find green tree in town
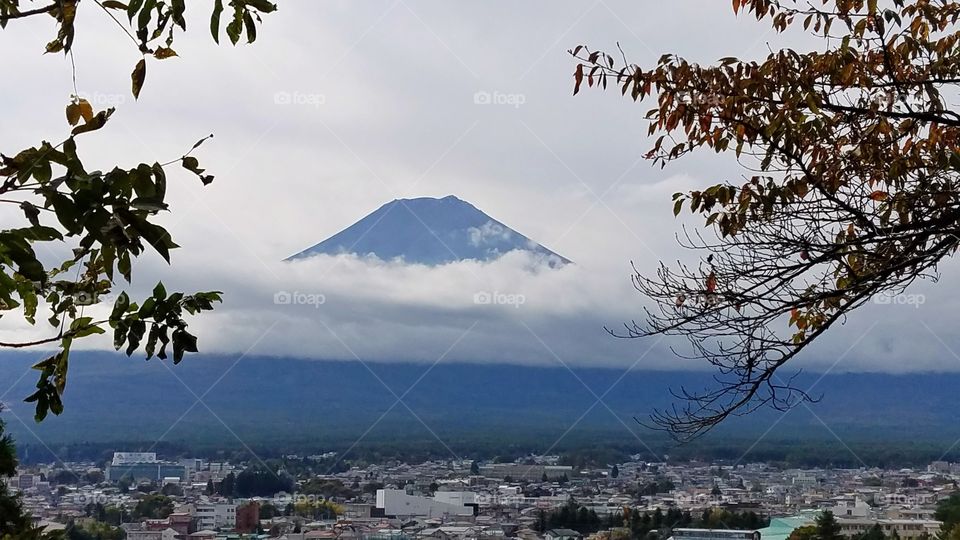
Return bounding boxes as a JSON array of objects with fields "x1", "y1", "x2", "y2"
[
  {"x1": 936, "y1": 492, "x2": 960, "y2": 535},
  {"x1": 0, "y1": 418, "x2": 51, "y2": 537},
  {"x1": 132, "y1": 494, "x2": 173, "y2": 520},
  {"x1": 65, "y1": 520, "x2": 123, "y2": 540},
  {"x1": 611, "y1": 465, "x2": 620, "y2": 478},
  {"x1": 855, "y1": 524, "x2": 887, "y2": 540},
  {"x1": 218, "y1": 472, "x2": 236, "y2": 498},
  {"x1": 816, "y1": 511, "x2": 843, "y2": 540},
  {"x1": 259, "y1": 502, "x2": 279, "y2": 520},
  {"x1": 788, "y1": 526, "x2": 818, "y2": 540}
]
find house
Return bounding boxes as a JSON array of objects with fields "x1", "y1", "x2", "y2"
[
  {"x1": 545, "y1": 529, "x2": 583, "y2": 540},
  {"x1": 126, "y1": 528, "x2": 178, "y2": 540}
]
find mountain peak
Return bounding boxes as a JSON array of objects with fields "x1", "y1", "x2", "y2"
[{"x1": 286, "y1": 196, "x2": 570, "y2": 266}]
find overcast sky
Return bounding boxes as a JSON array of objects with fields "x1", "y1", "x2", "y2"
[{"x1": 1, "y1": 1, "x2": 959, "y2": 374}]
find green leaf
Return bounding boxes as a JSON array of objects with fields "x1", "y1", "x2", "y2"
[
  {"x1": 137, "y1": 0, "x2": 157, "y2": 34},
  {"x1": 126, "y1": 0, "x2": 144, "y2": 22},
  {"x1": 20, "y1": 202, "x2": 41, "y2": 228},
  {"x1": 243, "y1": 11, "x2": 256, "y2": 43},
  {"x1": 226, "y1": 5, "x2": 243, "y2": 45},
  {"x1": 210, "y1": 0, "x2": 224, "y2": 43},
  {"x1": 146, "y1": 322, "x2": 160, "y2": 359},
  {"x1": 172, "y1": 327, "x2": 198, "y2": 363},
  {"x1": 118, "y1": 250, "x2": 132, "y2": 281},
  {"x1": 125, "y1": 319, "x2": 147, "y2": 356},
  {"x1": 111, "y1": 292, "x2": 130, "y2": 321},
  {"x1": 247, "y1": 0, "x2": 277, "y2": 13}
]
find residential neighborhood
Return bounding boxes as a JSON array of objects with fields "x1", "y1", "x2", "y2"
[{"x1": 13, "y1": 452, "x2": 960, "y2": 540}]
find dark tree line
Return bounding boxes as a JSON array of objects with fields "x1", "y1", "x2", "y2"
[
  {"x1": 217, "y1": 468, "x2": 295, "y2": 498},
  {"x1": 536, "y1": 500, "x2": 768, "y2": 538}
]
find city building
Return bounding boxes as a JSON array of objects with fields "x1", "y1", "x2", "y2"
[
  {"x1": 236, "y1": 501, "x2": 261, "y2": 533},
  {"x1": 375, "y1": 489, "x2": 477, "y2": 518},
  {"x1": 479, "y1": 464, "x2": 575, "y2": 482},
  {"x1": 669, "y1": 529, "x2": 762, "y2": 540},
  {"x1": 106, "y1": 452, "x2": 186, "y2": 483},
  {"x1": 194, "y1": 502, "x2": 237, "y2": 530},
  {"x1": 837, "y1": 518, "x2": 941, "y2": 539}
]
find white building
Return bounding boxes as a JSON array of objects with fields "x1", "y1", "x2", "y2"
[
  {"x1": 838, "y1": 519, "x2": 941, "y2": 539},
  {"x1": 376, "y1": 489, "x2": 476, "y2": 518},
  {"x1": 125, "y1": 529, "x2": 178, "y2": 540},
  {"x1": 831, "y1": 497, "x2": 871, "y2": 518},
  {"x1": 111, "y1": 452, "x2": 158, "y2": 465},
  {"x1": 194, "y1": 503, "x2": 237, "y2": 530}
]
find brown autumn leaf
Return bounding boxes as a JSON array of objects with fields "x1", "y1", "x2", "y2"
[
  {"x1": 706, "y1": 272, "x2": 717, "y2": 293},
  {"x1": 869, "y1": 190, "x2": 889, "y2": 201},
  {"x1": 153, "y1": 47, "x2": 178, "y2": 60},
  {"x1": 131, "y1": 58, "x2": 146, "y2": 99},
  {"x1": 71, "y1": 108, "x2": 115, "y2": 136},
  {"x1": 573, "y1": 64, "x2": 584, "y2": 96}
]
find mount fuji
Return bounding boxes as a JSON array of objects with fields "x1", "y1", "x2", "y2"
[{"x1": 286, "y1": 195, "x2": 570, "y2": 266}]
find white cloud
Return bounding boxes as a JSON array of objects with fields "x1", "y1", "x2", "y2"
[
  {"x1": 0, "y1": 1, "x2": 957, "y2": 374},
  {"x1": 468, "y1": 221, "x2": 512, "y2": 247}
]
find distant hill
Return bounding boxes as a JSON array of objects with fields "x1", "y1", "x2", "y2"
[
  {"x1": 2, "y1": 352, "x2": 960, "y2": 463},
  {"x1": 285, "y1": 195, "x2": 570, "y2": 266}
]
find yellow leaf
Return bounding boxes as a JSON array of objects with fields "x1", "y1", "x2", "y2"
[
  {"x1": 77, "y1": 98, "x2": 94, "y2": 123},
  {"x1": 65, "y1": 102, "x2": 81, "y2": 126}
]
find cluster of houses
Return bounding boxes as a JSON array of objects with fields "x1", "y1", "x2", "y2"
[{"x1": 12, "y1": 453, "x2": 960, "y2": 540}]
